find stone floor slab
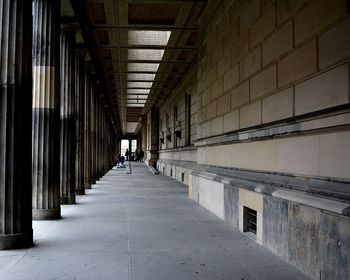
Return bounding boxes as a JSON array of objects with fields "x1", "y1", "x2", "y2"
[{"x1": 0, "y1": 162, "x2": 310, "y2": 280}]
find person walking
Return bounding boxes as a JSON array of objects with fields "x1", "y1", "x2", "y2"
[{"x1": 125, "y1": 149, "x2": 129, "y2": 161}]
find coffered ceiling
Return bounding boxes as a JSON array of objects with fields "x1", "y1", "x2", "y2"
[{"x1": 69, "y1": 0, "x2": 206, "y2": 136}]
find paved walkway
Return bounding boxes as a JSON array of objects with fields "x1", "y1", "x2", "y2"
[{"x1": 0, "y1": 162, "x2": 309, "y2": 280}]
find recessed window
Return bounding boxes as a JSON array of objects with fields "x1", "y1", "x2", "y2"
[
  {"x1": 127, "y1": 73, "x2": 155, "y2": 81},
  {"x1": 127, "y1": 89, "x2": 150, "y2": 94},
  {"x1": 243, "y1": 207, "x2": 257, "y2": 235},
  {"x1": 127, "y1": 94, "x2": 148, "y2": 99},
  {"x1": 128, "y1": 49, "x2": 165, "y2": 61},
  {"x1": 127, "y1": 82, "x2": 153, "y2": 88},
  {"x1": 181, "y1": 173, "x2": 184, "y2": 182},
  {"x1": 128, "y1": 63, "x2": 159, "y2": 72},
  {"x1": 127, "y1": 97, "x2": 147, "y2": 101},
  {"x1": 128, "y1": 30, "x2": 171, "y2": 46},
  {"x1": 127, "y1": 103, "x2": 146, "y2": 107},
  {"x1": 170, "y1": 169, "x2": 172, "y2": 177}
]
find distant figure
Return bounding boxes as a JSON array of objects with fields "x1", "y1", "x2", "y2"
[
  {"x1": 135, "y1": 149, "x2": 140, "y2": 162},
  {"x1": 116, "y1": 153, "x2": 121, "y2": 165},
  {"x1": 120, "y1": 154, "x2": 125, "y2": 164},
  {"x1": 116, "y1": 153, "x2": 125, "y2": 166},
  {"x1": 140, "y1": 148, "x2": 144, "y2": 162},
  {"x1": 125, "y1": 149, "x2": 129, "y2": 161}
]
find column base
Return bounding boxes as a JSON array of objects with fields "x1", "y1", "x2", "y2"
[
  {"x1": 60, "y1": 196, "x2": 76, "y2": 205},
  {"x1": 75, "y1": 189, "x2": 85, "y2": 195},
  {"x1": 0, "y1": 230, "x2": 33, "y2": 250},
  {"x1": 91, "y1": 179, "x2": 96, "y2": 184},
  {"x1": 84, "y1": 183, "x2": 91, "y2": 189},
  {"x1": 33, "y1": 208, "x2": 61, "y2": 220}
]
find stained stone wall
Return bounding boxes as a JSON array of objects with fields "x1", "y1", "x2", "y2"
[{"x1": 155, "y1": 0, "x2": 350, "y2": 279}]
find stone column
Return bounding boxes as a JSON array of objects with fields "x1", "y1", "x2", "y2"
[
  {"x1": 60, "y1": 24, "x2": 77, "y2": 204},
  {"x1": 142, "y1": 117, "x2": 148, "y2": 161},
  {"x1": 83, "y1": 65, "x2": 92, "y2": 189},
  {"x1": 145, "y1": 108, "x2": 159, "y2": 168},
  {"x1": 74, "y1": 50, "x2": 86, "y2": 195},
  {"x1": 0, "y1": 0, "x2": 33, "y2": 250},
  {"x1": 32, "y1": 0, "x2": 61, "y2": 220},
  {"x1": 90, "y1": 83, "x2": 97, "y2": 184},
  {"x1": 95, "y1": 100, "x2": 100, "y2": 178}
]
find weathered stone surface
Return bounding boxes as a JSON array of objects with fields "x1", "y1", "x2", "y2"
[
  {"x1": 278, "y1": 40, "x2": 317, "y2": 87},
  {"x1": 276, "y1": 0, "x2": 310, "y2": 25},
  {"x1": 240, "y1": 0, "x2": 260, "y2": 34},
  {"x1": 224, "y1": 185, "x2": 239, "y2": 228},
  {"x1": 32, "y1": 0, "x2": 61, "y2": 220},
  {"x1": 250, "y1": 64, "x2": 277, "y2": 99},
  {"x1": 60, "y1": 25, "x2": 77, "y2": 205},
  {"x1": 217, "y1": 51, "x2": 231, "y2": 78},
  {"x1": 262, "y1": 20, "x2": 293, "y2": 66},
  {"x1": 262, "y1": 87, "x2": 293, "y2": 123},
  {"x1": 224, "y1": 110, "x2": 239, "y2": 133},
  {"x1": 320, "y1": 212, "x2": 350, "y2": 280},
  {"x1": 295, "y1": 64, "x2": 349, "y2": 116},
  {"x1": 211, "y1": 116, "x2": 224, "y2": 136},
  {"x1": 230, "y1": 81, "x2": 249, "y2": 109},
  {"x1": 294, "y1": 0, "x2": 348, "y2": 46},
  {"x1": 230, "y1": 32, "x2": 249, "y2": 66},
  {"x1": 239, "y1": 46, "x2": 261, "y2": 81},
  {"x1": 223, "y1": 64, "x2": 239, "y2": 93},
  {"x1": 217, "y1": 92, "x2": 230, "y2": 116},
  {"x1": 0, "y1": 0, "x2": 33, "y2": 249},
  {"x1": 223, "y1": 19, "x2": 239, "y2": 52},
  {"x1": 239, "y1": 100, "x2": 262, "y2": 129},
  {"x1": 319, "y1": 18, "x2": 350, "y2": 69},
  {"x1": 211, "y1": 76, "x2": 224, "y2": 100},
  {"x1": 263, "y1": 197, "x2": 289, "y2": 261},
  {"x1": 288, "y1": 203, "x2": 320, "y2": 280},
  {"x1": 250, "y1": 4, "x2": 275, "y2": 49}
]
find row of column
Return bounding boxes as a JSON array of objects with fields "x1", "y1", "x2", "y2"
[{"x1": 0, "y1": 0, "x2": 118, "y2": 249}]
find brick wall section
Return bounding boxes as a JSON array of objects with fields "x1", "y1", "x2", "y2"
[{"x1": 196, "y1": 0, "x2": 350, "y2": 137}]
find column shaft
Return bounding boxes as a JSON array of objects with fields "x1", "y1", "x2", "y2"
[
  {"x1": 74, "y1": 51, "x2": 85, "y2": 195},
  {"x1": 90, "y1": 84, "x2": 96, "y2": 184},
  {"x1": 59, "y1": 25, "x2": 77, "y2": 204},
  {"x1": 83, "y1": 68, "x2": 91, "y2": 189},
  {"x1": 0, "y1": 0, "x2": 33, "y2": 249},
  {"x1": 32, "y1": 0, "x2": 61, "y2": 220}
]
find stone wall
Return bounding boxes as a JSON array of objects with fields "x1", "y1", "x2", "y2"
[
  {"x1": 196, "y1": 0, "x2": 350, "y2": 179},
  {"x1": 159, "y1": 63, "x2": 198, "y2": 150},
  {"x1": 155, "y1": 1, "x2": 350, "y2": 279}
]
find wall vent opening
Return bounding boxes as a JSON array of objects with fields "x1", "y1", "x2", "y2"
[{"x1": 243, "y1": 206, "x2": 257, "y2": 235}]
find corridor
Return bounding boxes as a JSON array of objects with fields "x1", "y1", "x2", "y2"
[{"x1": 0, "y1": 163, "x2": 308, "y2": 280}]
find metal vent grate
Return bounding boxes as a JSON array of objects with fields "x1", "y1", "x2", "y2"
[{"x1": 244, "y1": 207, "x2": 257, "y2": 234}]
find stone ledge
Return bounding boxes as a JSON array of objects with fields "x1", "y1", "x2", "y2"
[
  {"x1": 195, "y1": 107, "x2": 350, "y2": 147},
  {"x1": 158, "y1": 145, "x2": 197, "y2": 153},
  {"x1": 158, "y1": 159, "x2": 350, "y2": 216},
  {"x1": 194, "y1": 169, "x2": 350, "y2": 217}
]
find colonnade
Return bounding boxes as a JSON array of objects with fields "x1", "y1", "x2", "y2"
[{"x1": 0, "y1": 0, "x2": 118, "y2": 249}]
